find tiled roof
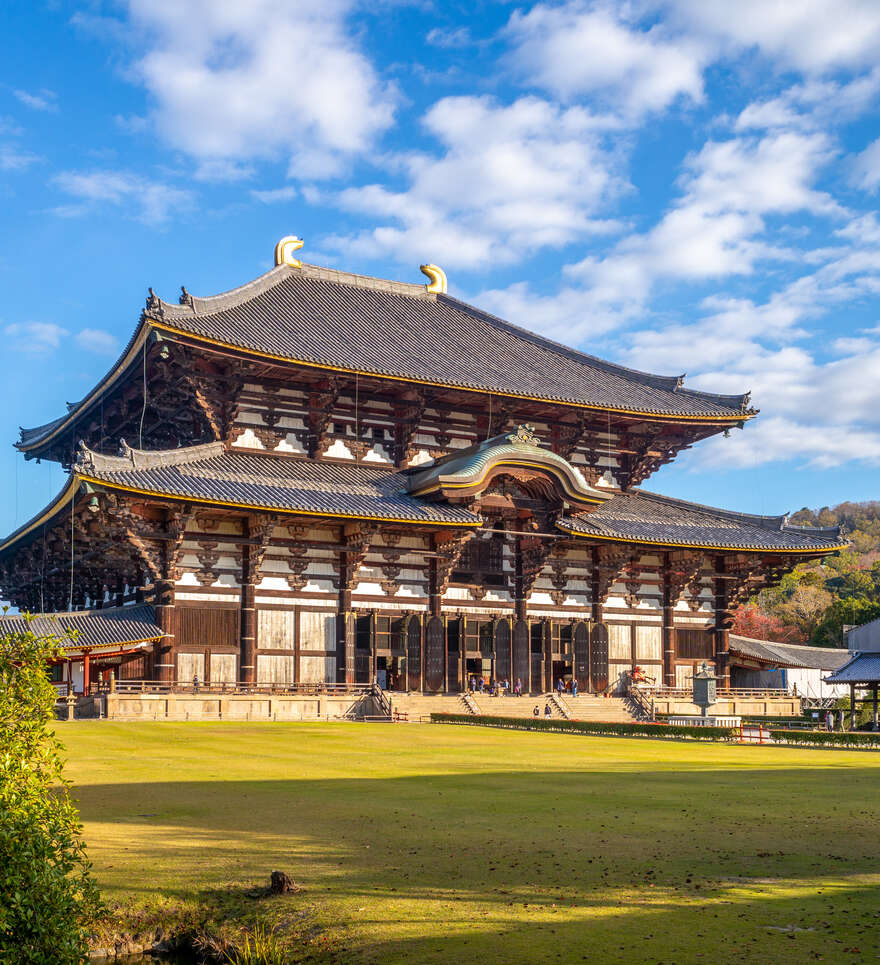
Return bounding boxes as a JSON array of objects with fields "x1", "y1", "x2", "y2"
[
  {"x1": 76, "y1": 442, "x2": 480, "y2": 526},
  {"x1": 558, "y1": 489, "x2": 846, "y2": 553},
  {"x1": 826, "y1": 652, "x2": 880, "y2": 683},
  {"x1": 729, "y1": 635, "x2": 850, "y2": 671},
  {"x1": 149, "y1": 264, "x2": 750, "y2": 418},
  {"x1": 0, "y1": 605, "x2": 160, "y2": 653}
]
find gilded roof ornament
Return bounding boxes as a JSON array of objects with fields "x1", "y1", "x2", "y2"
[
  {"x1": 420, "y1": 263, "x2": 447, "y2": 294},
  {"x1": 506, "y1": 424, "x2": 539, "y2": 448},
  {"x1": 275, "y1": 235, "x2": 304, "y2": 268}
]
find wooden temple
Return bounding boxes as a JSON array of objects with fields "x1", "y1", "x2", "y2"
[{"x1": 0, "y1": 239, "x2": 847, "y2": 695}]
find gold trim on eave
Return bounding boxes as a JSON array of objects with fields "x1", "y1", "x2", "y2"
[
  {"x1": 557, "y1": 524, "x2": 848, "y2": 555},
  {"x1": 77, "y1": 475, "x2": 482, "y2": 528}
]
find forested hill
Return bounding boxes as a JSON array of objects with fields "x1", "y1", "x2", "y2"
[
  {"x1": 732, "y1": 500, "x2": 880, "y2": 648},
  {"x1": 789, "y1": 501, "x2": 880, "y2": 560}
]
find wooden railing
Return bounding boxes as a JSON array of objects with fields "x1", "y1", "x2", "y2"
[
  {"x1": 647, "y1": 687, "x2": 797, "y2": 699},
  {"x1": 96, "y1": 679, "x2": 374, "y2": 697},
  {"x1": 627, "y1": 688, "x2": 655, "y2": 721}
]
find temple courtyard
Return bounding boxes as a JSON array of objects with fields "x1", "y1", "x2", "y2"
[{"x1": 64, "y1": 722, "x2": 880, "y2": 963}]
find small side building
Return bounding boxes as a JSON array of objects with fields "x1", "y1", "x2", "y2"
[{"x1": 728, "y1": 635, "x2": 850, "y2": 701}]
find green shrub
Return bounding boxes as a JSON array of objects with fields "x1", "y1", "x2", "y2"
[
  {"x1": 769, "y1": 729, "x2": 880, "y2": 747},
  {"x1": 431, "y1": 713, "x2": 736, "y2": 741},
  {"x1": 0, "y1": 619, "x2": 103, "y2": 964},
  {"x1": 223, "y1": 924, "x2": 287, "y2": 965}
]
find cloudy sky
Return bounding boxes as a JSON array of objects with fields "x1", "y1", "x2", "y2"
[{"x1": 2, "y1": 0, "x2": 880, "y2": 537}]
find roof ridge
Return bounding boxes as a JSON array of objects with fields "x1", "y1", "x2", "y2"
[
  {"x1": 631, "y1": 488, "x2": 789, "y2": 530},
  {"x1": 76, "y1": 439, "x2": 226, "y2": 474}
]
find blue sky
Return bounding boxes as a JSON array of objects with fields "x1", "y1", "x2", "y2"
[{"x1": 2, "y1": 0, "x2": 880, "y2": 539}]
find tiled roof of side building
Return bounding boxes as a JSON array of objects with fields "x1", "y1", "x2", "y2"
[
  {"x1": 729, "y1": 635, "x2": 850, "y2": 671},
  {"x1": 17, "y1": 261, "x2": 755, "y2": 452},
  {"x1": 558, "y1": 489, "x2": 847, "y2": 553},
  {"x1": 0, "y1": 605, "x2": 161, "y2": 652},
  {"x1": 826, "y1": 653, "x2": 880, "y2": 683},
  {"x1": 75, "y1": 442, "x2": 481, "y2": 526}
]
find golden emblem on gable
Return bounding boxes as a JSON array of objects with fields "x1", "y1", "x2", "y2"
[{"x1": 506, "y1": 424, "x2": 540, "y2": 448}]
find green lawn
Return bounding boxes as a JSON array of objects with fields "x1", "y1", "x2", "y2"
[{"x1": 62, "y1": 722, "x2": 880, "y2": 964}]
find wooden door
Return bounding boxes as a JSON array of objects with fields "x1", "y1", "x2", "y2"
[
  {"x1": 494, "y1": 618, "x2": 511, "y2": 682},
  {"x1": 406, "y1": 616, "x2": 422, "y2": 691},
  {"x1": 512, "y1": 619, "x2": 529, "y2": 690},
  {"x1": 590, "y1": 622, "x2": 609, "y2": 693},
  {"x1": 424, "y1": 616, "x2": 445, "y2": 692},
  {"x1": 574, "y1": 621, "x2": 589, "y2": 691}
]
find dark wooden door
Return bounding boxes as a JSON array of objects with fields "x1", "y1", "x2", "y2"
[
  {"x1": 406, "y1": 616, "x2": 422, "y2": 691},
  {"x1": 530, "y1": 654, "x2": 543, "y2": 692},
  {"x1": 425, "y1": 616, "x2": 445, "y2": 692},
  {"x1": 494, "y1": 619, "x2": 511, "y2": 682},
  {"x1": 590, "y1": 622, "x2": 609, "y2": 693},
  {"x1": 512, "y1": 619, "x2": 529, "y2": 690},
  {"x1": 574, "y1": 621, "x2": 589, "y2": 691}
]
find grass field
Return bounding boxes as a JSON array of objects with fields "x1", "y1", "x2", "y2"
[{"x1": 61, "y1": 722, "x2": 880, "y2": 964}]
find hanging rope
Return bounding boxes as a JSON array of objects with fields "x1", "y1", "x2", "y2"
[{"x1": 68, "y1": 490, "x2": 74, "y2": 612}]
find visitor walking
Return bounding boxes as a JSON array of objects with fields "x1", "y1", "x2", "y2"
[
  {"x1": 192, "y1": 674, "x2": 199, "y2": 694},
  {"x1": 514, "y1": 677, "x2": 522, "y2": 697},
  {"x1": 544, "y1": 702, "x2": 552, "y2": 718},
  {"x1": 556, "y1": 678, "x2": 564, "y2": 697},
  {"x1": 572, "y1": 679, "x2": 579, "y2": 698},
  {"x1": 533, "y1": 705, "x2": 540, "y2": 717}
]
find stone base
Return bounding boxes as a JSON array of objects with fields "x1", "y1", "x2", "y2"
[
  {"x1": 668, "y1": 715, "x2": 742, "y2": 728},
  {"x1": 101, "y1": 692, "x2": 377, "y2": 721}
]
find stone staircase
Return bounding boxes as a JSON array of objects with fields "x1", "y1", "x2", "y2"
[
  {"x1": 386, "y1": 693, "x2": 473, "y2": 721},
  {"x1": 563, "y1": 695, "x2": 639, "y2": 723},
  {"x1": 470, "y1": 694, "x2": 567, "y2": 720}
]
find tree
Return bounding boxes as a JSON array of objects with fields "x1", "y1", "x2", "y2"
[
  {"x1": 776, "y1": 584, "x2": 833, "y2": 639},
  {"x1": 730, "y1": 604, "x2": 807, "y2": 643},
  {"x1": 812, "y1": 598, "x2": 880, "y2": 649},
  {"x1": 0, "y1": 620, "x2": 102, "y2": 964}
]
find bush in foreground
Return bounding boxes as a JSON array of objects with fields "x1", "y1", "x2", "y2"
[
  {"x1": 431, "y1": 713, "x2": 737, "y2": 740},
  {"x1": 0, "y1": 620, "x2": 102, "y2": 964},
  {"x1": 769, "y1": 729, "x2": 880, "y2": 747}
]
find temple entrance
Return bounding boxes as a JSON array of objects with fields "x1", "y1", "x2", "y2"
[
  {"x1": 590, "y1": 623, "x2": 609, "y2": 693},
  {"x1": 466, "y1": 657, "x2": 491, "y2": 690},
  {"x1": 552, "y1": 659, "x2": 573, "y2": 690},
  {"x1": 424, "y1": 616, "x2": 445, "y2": 692},
  {"x1": 573, "y1": 621, "x2": 589, "y2": 691},
  {"x1": 354, "y1": 615, "x2": 371, "y2": 684}
]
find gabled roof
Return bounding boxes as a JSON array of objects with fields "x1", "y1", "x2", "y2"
[
  {"x1": 406, "y1": 425, "x2": 610, "y2": 508},
  {"x1": 729, "y1": 635, "x2": 850, "y2": 671},
  {"x1": 18, "y1": 257, "x2": 756, "y2": 455},
  {"x1": 558, "y1": 489, "x2": 847, "y2": 553},
  {"x1": 0, "y1": 605, "x2": 161, "y2": 654}
]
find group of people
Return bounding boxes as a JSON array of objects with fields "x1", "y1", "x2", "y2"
[{"x1": 466, "y1": 675, "x2": 580, "y2": 697}]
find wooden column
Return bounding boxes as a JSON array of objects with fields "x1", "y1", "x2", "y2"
[
  {"x1": 662, "y1": 553, "x2": 675, "y2": 687},
  {"x1": 543, "y1": 621, "x2": 552, "y2": 692},
  {"x1": 514, "y1": 537, "x2": 526, "y2": 623},
  {"x1": 154, "y1": 579, "x2": 176, "y2": 684},
  {"x1": 239, "y1": 532, "x2": 257, "y2": 685},
  {"x1": 713, "y1": 555, "x2": 730, "y2": 690},
  {"x1": 82, "y1": 651, "x2": 91, "y2": 695}
]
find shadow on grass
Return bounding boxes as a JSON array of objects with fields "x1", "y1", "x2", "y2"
[{"x1": 73, "y1": 766, "x2": 880, "y2": 963}]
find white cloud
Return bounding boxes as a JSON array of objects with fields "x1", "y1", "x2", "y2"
[
  {"x1": 52, "y1": 170, "x2": 193, "y2": 224},
  {"x1": 0, "y1": 146, "x2": 39, "y2": 171},
  {"x1": 664, "y1": 0, "x2": 880, "y2": 74},
  {"x1": 564, "y1": 129, "x2": 838, "y2": 322},
  {"x1": 324, "y1": 95, "x2": 626, "y2": 269},
  {"x1": 122, "y1": 0, "x2": 395, "y2": 180},
  {"x1": 13, "y1": 89, "x2": 58, "y2": 112},
  {"x1": 507, "y1": 3, "x2": 705, "y2": 114},
  {"x1": 851, "y1": 137, "x2": 880, "y2": 193},
  {"x1": 4, "y1": 322, "x2": 68, "y2": 353},
  {"x1": 425, "y1": 26, "x2": 473, "y2": 49},
  {"x1": 250, "y1": 185, "x2": 297, "y2": 203},
  {"x1": 75, "y1": 329, "x2": 118, "y2": 355}
]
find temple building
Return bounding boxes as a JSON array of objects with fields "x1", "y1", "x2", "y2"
[{"x1": 0, "y1": 238, "x2": 847, "y2": 696}]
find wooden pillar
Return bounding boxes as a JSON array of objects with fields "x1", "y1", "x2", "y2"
[
  {"x1": 82, "y1": 651, "x2": 91, "y2": 695},
  {"x1": 239, "y1": 532, "x2": 256, "y2": 685},
  {"x1": 713, "y1": 555, "x2": 730, "y2": 690},
  {"x1": 337, "y1": 537, "x2": 354, "y2": 685},
  {"x1": 662, "y1": 552, "x2": 675, "y2": 688},
  {"x1": 543, "y1": 620, "x2": 552, "y2": 692},
  {"x1": 514, "y1": 537, "x2": 526, "y2": 623},
  {"x1": 154, "y1": 579, "x2": 176, "y2": 684},
  {"x1": 851, "y1": 682, "x2": 857, "y2": 730}
]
